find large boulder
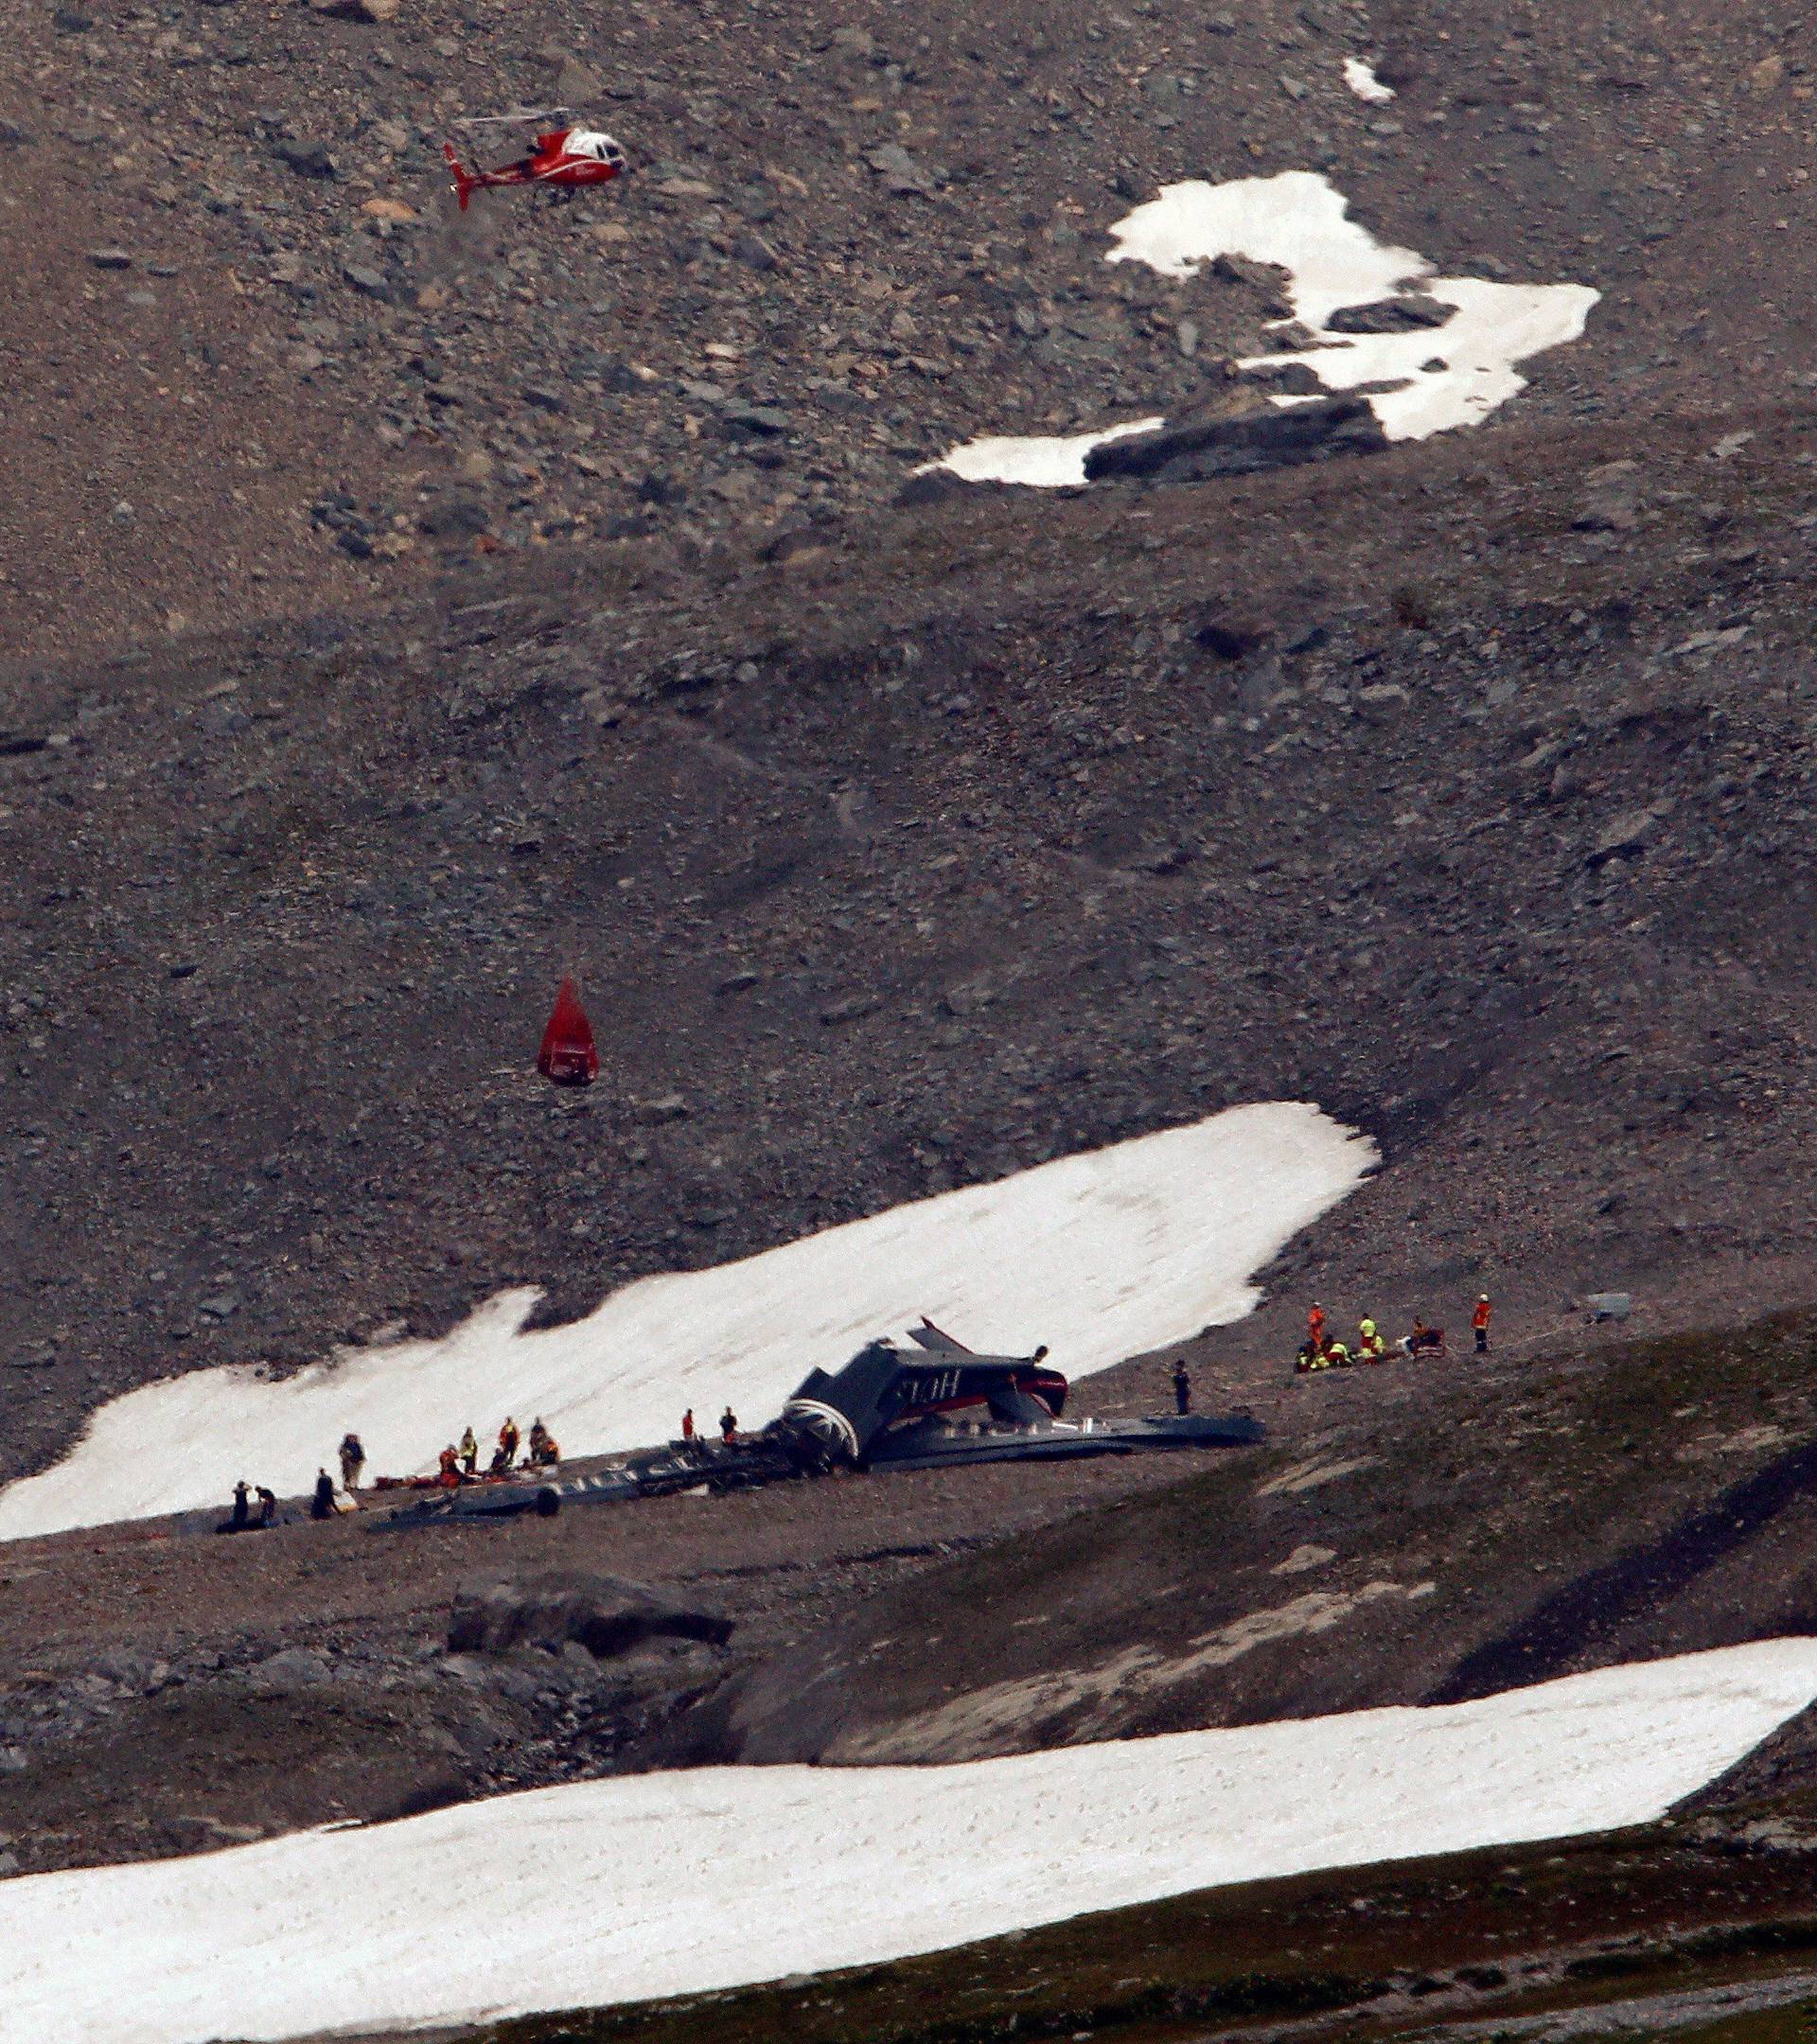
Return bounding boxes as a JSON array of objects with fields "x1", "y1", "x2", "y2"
[
  {"x1": 447, "y1": 1571, "x2": 732, "y2": 1660},
  {"x1": 1574, "y1": 458, "x2": 1646, "y2": 534},
  {"x1": 1084, "y1": 394, "x2": 1386, "y2": 485},
  {"x1": 1326, "y1": 294, "x2": 1455, "y2": 333}
]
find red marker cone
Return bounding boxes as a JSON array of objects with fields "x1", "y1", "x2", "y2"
[{"x1": 537, "y1": 977, "x2": 600, "y2": 1086}]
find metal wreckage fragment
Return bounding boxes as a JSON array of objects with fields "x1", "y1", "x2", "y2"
[{"x1": 382, "y1": 1320, "x2": 1262, "y2": 1528}]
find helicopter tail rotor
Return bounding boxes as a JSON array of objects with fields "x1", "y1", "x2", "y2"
[{"x1": 441, "y1": 140, "x2": 480, "y2": 210}]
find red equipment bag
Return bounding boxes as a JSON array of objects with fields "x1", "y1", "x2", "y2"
[{"x1": 537, "y1": 977, "x2": 601, "y2": 1085}]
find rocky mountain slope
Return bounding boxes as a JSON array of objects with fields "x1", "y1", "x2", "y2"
[
  {"x1": 8, "y1": 415, "x2": 1817, "y2": 1489},
  {"x1": 7, "y1": 1311, "x2": 1817, "y2": 1889},
  {"x1": 8, "y1": 0, "x2": 1817, "y2": 1471},
  {"x1": 0, "y1": 1437, "x2": 1190, "y2": 1875},
  {"x1": 8, "y1": 0, "x2": 1817, "y2": 2033},
  {"x1": 3, "y1": 0, "x2": 1812, "y2": 651},
  {"x1": 692, "y1": 1314, "x2": 1817, "y2": 1768}
]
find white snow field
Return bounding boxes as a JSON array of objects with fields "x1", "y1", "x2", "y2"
[
  {"x1": 7, "y1": 1639, "x2": 1817, "y2": 2044},
  {"x1": 0, "y1": 1103, "x2": 1373, "y2": 1542},
  {"x1": 934, "y1": 170, "x2": 1597, "y2": 481}
]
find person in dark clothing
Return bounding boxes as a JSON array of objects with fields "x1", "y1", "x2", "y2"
[
  {"x1": 1172, "y1": 1360, "x2": 1192, "y2": 1415},
  {"x1": 719, "y1": 1405, "x2": 738, "y2": 1442},
  {"x1": 311, "y1": 1470, "x2": 336, "y2": 1520},
  {"x1": 256, "y1": 1485, "x2": 277, "y2": 1528},
  {"x1": 230, "y1": 1480, "x2": 251, "y2": 1530}
]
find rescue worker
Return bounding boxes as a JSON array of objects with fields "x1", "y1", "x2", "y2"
[
  {"x1": 1326, "y1": 1340, "x2": 1352, "y2": 1367},
  {"x1": 1473, "y1": 1294, "x2": 1492, "y2": 1354},
  {"x1": 497, "y1": 1416, "x2": 520, "y2": 1469},
  {"x1": 1307, "y1": 1302, "x2": 1327, "y2": 1352},
  {"x1": 437, "y1": 1444, "x2": 461, "y2": 1486},
  {"x1": 719, "y1": 1404, "x2": 738, "y2": 1442},
  {"x1": 256, "y1": 1485, "x2": 277, "y2": 1528},
  {"x1": 528, "y1": 1418, "x2": 559, "y2": 1467},
  {"x1": 1357, "y1": 1316, "x2": 1385, "y2": 1363},
  {"x1": 1172, "y1": 1360, "x2": 1192, "y2": 1415},
  {"x1": 311, "y1": 1469, "x2": 336, "y2": 1521},
  {"x1": 680, "y1": 1408, "x2": 696, "y2": 1442},
  {"x1": 458, "y1": 1425, "x2": 478, "y2": 1476},
  {"x1": 1402, "y1": 1317, "x2": 1436, "y2": 1359},
  {"x1": 338, "y1": 1433, "x2": 365, "y2": 1491}
]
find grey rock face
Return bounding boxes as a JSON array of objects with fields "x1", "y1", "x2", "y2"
[
  {"x1": 1325, "y1": 295, "x2": 1455, "y2": 334},
  {"x1": 1084, "y1": 394, "x2": 1386, "y2": 483}
]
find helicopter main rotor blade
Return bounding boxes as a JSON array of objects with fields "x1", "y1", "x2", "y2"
[{"x1": 450, "y1": 106, "x2": 573, "y2": 128}]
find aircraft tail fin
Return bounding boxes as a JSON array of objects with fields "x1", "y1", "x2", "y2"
[{"x1": 442, "y1": 141, "x2": 478, "y2": 211}]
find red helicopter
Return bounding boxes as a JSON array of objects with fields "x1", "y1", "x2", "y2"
[{"x1": 442, "y1": 112, "x2": 627, "y2": 210}]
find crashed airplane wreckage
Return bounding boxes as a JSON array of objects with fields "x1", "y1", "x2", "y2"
[{"x1": 382, "y1": 1322, "x2": 1264, "y2": 1529}]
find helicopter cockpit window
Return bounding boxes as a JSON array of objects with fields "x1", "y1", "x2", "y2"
[{"x1": 566, "y1": 130, "x2": 626, "y2": 165}]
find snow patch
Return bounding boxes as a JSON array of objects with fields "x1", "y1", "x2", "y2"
[
  {"x1": 932, "y1": 416, "x2": 1164, "y2": 487},
  {"x1": 1106, "y1": 173, "x2": 1598, "y2": 441},
  {"x1": 931, "y1": 171, "x2": 1596, "y2": 480},
  {"x1": 8, "y1": 1640, "x2": 1817, "y2": 2044},
  {"x1": 0, "y1": 1104, "x2": 1373, "y2": 1542},
  {"x1": 1344, "y1": 57, "x2": 1396, "y2": 103}
]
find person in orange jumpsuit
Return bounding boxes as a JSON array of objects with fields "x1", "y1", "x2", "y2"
[
  {"x1": 1307, "y1": 1303, "x2": 1327, "y2": 1353},
  {"x1": 1473, "y1": 1295, "x2": 1492, "y2": 1354}
]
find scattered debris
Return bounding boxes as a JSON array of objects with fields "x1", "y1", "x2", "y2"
[{"x1": 1585, "y1": 1293, "x2": 1633, "y2": 1323}]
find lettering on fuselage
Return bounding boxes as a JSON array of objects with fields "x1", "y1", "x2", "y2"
[{"x1": 900, "y1": 1368, "x2": 965, "y2": 1407}]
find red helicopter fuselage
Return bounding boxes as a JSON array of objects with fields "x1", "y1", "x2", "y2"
[{"x1": 442, "y1": 128, "x2": 626, "y2": 209}]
